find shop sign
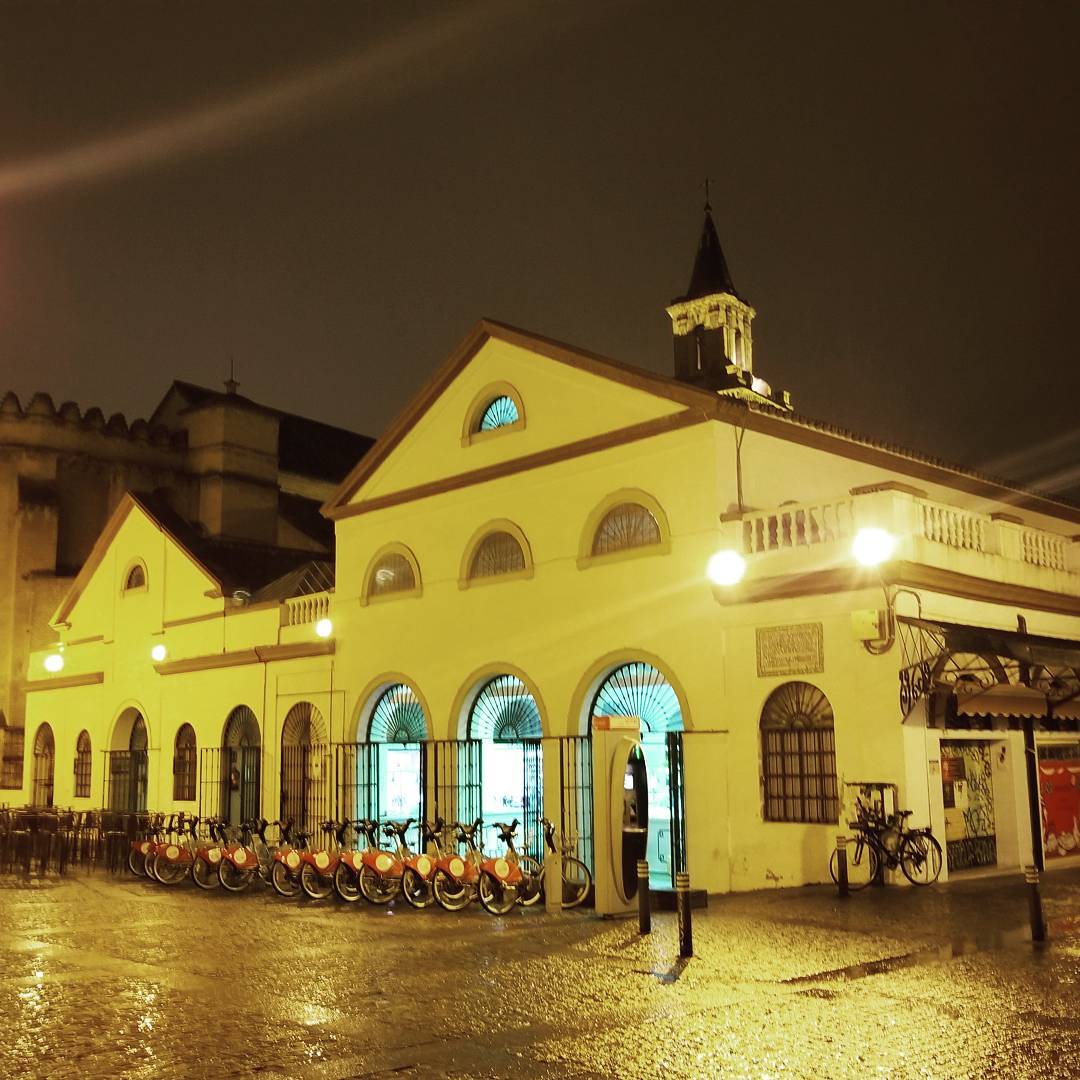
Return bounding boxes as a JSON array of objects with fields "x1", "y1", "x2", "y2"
[{"x1": 756, "y1": 623, "x2": 824, "y2": 678}]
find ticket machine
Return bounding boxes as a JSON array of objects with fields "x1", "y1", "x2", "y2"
[{"x1": 591, "y1": 716, "x2": 648, "y2": 916}]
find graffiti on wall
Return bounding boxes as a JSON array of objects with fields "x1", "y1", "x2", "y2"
[{"x1": 941, "y1": 741, "x2": 997, "y2": 871}]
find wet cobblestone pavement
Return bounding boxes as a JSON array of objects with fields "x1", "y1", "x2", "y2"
[{"x1": 1, "y1": 868, "x2": 1079, "y2": 1079}]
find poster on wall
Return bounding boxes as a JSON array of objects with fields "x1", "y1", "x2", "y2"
[{"x1": 1039, "y1": 749, "x2": 1080, "y2": 859}]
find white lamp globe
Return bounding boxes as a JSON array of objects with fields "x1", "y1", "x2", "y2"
[
  {"x1": 314, "y1": 617, "x2": 333, "y2": 639},
  {"x1": 44, "y1": 653, "x2": 65, "y2": 673},
  {"x1": 706, "y1": 550, "x2": 747, "y2": 587},
  {"x1": 853, "y1": 527, "x2": 896, "y2": 567},
  {"x1": 150, "y1": 643, "x2": 167, "y2": 663}
]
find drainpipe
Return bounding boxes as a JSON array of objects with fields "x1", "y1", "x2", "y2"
[{"x1": 1017, "y1": 614, "x2": 1047, "y2": 941}]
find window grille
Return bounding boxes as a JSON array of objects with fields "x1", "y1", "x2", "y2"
[
  {"x1": 468, "y1": 674, "x2": 542, "y2": 740},
  {"x1": 369, "y1": 684, "x2": 428, "y2": 742},
  {"x1": 74, "y1": 730, "x2": 92, "y2": 798},
  {"x1": 760, "y1": 682, "x2": 838, "y2": 824},
  {"x1": 591, "y1": 662, "x2": 681, "y2": 733},
  {"x1": 124, "y1": 563, "x2": 146, "y2": 590},
  {"x1": 468, "y1": 531, "x2": 526, "y2": 580},
  {"x1": 173, "y1": 723, "x2": 197, "y2": 801},
  {"x1": 478, "y1": 395, "x2": 519, "y2": 431},
  {"x1": 591, "y1": 503, "x2": 662, "y2": 557},
  {"x1": 368, "y1": 553, "x2": 416, "y2": 598}
]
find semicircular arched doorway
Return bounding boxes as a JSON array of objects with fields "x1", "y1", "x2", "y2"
[
  {"x1": 590, "y1": 661, "x2": 685, "y2": 890},
  {"x1": 30, "y1": 724, "x2": 55, "y2": 807},
  {"x1": 221, "y1": 706, "x2": 261, "y2": 826},
  {"x1": 467, "y1": 674, "x2": 544, "y2": 856},
  {"x1": 108, "y1": 711, "x2": 149, "y2": 813},
  {"x1": 280, "y1": 702, "x2": 328, "y2": 835}
]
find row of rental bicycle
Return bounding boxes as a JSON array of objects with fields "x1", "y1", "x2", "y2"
[{"x1": 128, "y1": 813, "x2": 593, "y2": 915}]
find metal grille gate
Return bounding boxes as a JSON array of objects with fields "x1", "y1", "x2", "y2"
[
  {"x1": 426, "y1": 740, "x2": 482, "y2": 831},
  {"x1": 559, "y1": 735, "x2": 594, "y2": 872},
  {"x1": 279, "y1": 743, "x2": 330, "y2": 836},
  {"x1": 199, "y1": 746, "x2": 262, "y2": 825},
  {"x1": 667, "y1": 731, "x2": 687, "y2": 880},
  {"x1": 104, "y1": 750, "x2": 148, "y2": 812}
]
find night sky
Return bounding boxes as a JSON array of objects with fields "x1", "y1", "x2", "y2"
[{"x1": 2, "y1": 2, "x2": 1077, "y2": 498}]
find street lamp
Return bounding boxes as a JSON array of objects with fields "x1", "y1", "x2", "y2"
[
  {"x1": 44, "y1": 652, "x2": 65, "y2": 673},
  {"x1": 150, "y1": 643, "x2": 167, "y2": 663},
  {"x1": 315, "y1": 617, "x2": 333, "y2": 639},
  {"x1": 706, "y1": 549, "x2": 746, "y2": 587},
  {"x1": 852, "y1": 526, "x2": 895, "y2": 567}
]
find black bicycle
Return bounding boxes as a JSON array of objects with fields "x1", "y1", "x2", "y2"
[{"x1": 829, "y1": 806, "x2": 942, "y2": 889}]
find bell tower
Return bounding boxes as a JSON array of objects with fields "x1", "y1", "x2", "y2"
[{"x1": 666, "y1": 194, "x2": 791, "y2": 410}]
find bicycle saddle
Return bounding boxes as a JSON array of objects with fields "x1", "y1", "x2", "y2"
[
  {"x1": 384, "y1": 819, "x2": 414, "y2": 838},
  {"x1": 494, "y1": 820, "x2": 519, "y2": 839},
  {"x1": 421, "y1": 818, "x2": 444, "y2": 842}
]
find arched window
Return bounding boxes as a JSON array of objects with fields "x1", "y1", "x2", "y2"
[
  {"x1": 461, "y1": 382, "x2": 525, "y2": 445},
  {"x1": 280, "y1": 702, "x2": 327, "y2": 834},
  {"x1": 468, "y1": 674, "x2": 542, "y2": 740},
  {"x1": 591, "y1": 662, "x2": 682, "y2": 733},
  {"x1": 173, "y1": 723, "x2": 197, "y2": 801},
  {"x1": 362, "y1": 545, "x2": 420, "y2": 604},
  {"x1": 31, "y1": 723, "x2": 55, "y2": 807},
  {"x1": 74, "y1": 730, "x2": 92, "y2": 798},
  {"x1": 465, "y1": 527, "x2": 530, "y2": 585},
  {"x1": 123, "y1": 561, "x2": 146, "y2": 592},
  {"x1": 368, "y1": 683, "x2": 428, "y2": 742},
  {"x1": 760, "y1": 682, "x2": 838, "y2": 824},
  {"x1": 591, "y1": 503, "x2": 662, "y2": 557},
  {"x1": 478, "y1": 396, "x2": 519, "y2": 431}
]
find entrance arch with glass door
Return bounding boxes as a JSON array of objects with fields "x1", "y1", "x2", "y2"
[
  {"x1": 590, "y1": 661, "x2": 684, "y2": 889},
  {"x1": 466, "y1": 674, "x2": 544, "y2": 856}
]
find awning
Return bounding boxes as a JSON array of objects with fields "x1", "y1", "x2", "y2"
[{"x1": 898, "y1": 616, "x2": 1080, "y2": 718}]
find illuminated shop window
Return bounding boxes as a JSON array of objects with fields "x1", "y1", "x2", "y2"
[{"x1": 760, "y1": 681, "x2": 838, "y2": 824}]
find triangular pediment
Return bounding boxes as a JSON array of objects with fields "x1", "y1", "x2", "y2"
[{"x1": 323, "y1": 320, "x2": 715, "y2": 516}]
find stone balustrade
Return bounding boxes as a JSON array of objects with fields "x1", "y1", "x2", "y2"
[{"x1": 282, "y1": 592, "x2": 330, "y2": 627}]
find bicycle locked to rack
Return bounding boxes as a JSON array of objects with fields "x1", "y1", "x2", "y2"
[{"x1": 829, "y1": 782, "x2": 943, "y2": 889}]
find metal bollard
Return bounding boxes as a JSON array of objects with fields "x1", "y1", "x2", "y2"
[
  {"x1": 836, "y1": 834, "x2": 849, "y2": 898},
  {"x1": 543, "y1": 850, "x2": 561, "y2": 915},
  {"x1": 676, "y1": 870, "x2": 693, "y2": 958},
  {"x1": 1025, "y1": 866, "x2": 1047, "y2": 943},
  {"x1": 637, "y1": 860, "x2": 651, "y2": 935}
]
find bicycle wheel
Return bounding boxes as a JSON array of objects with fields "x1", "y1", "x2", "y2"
[
  {"x1": 333, "y1": 861, "x2": 362, "y2": 903},
  {"x1": 192, "y1": 855, "x2": 220, "y2": 890},
  {"x1": 154, "y1": 855, "x2": 189, "y2": 886},
  {"x1": 358, "y1": 864, "x2": 400, "y2": 905},
  {"x1": 516, "y1": 855, "x2": 543, "y2": 907},
  {"x1": 270, "y1": 859, "x2": 300, "y2": 898},
  {"x1": 300, "y1": 862, "x2": 335, "y2": 901},
  {"x1": 899, "y1": 832, "x2": 942, "y2": 886},
  {"x1": 478, "y1": 871, "x2": 517, "y2": 916},
  {"x1": 433, "y1": 868, "x2": 472, "y2": 912},
  {"x1": 402, "y1": 866, "x2": 435, "y2": 909},
  {"x1": 218, "y1": 858, "x2": 254, "y2": 893},
  {"x1": 829, "y1": 838, "x2": 878, "y2": 890},
  {"x1": 127, "y1": 847, "x2": 146, "y2": 877},
  {"x1": 560, "y1": 855, "x2": 592, "y2": 908}
]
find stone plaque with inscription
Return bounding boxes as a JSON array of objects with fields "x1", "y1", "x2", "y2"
[{"x1": 756, "y1": 623, "x2": 824, "y2": 678}]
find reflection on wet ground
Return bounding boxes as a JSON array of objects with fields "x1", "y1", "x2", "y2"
[{"x1": 0, "y1": 868, "x2": 1078, "y2": 1078}]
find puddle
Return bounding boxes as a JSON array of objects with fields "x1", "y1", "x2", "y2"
[{"x1": 784, "y1": 925, "x2": 1037, "y2": 985}]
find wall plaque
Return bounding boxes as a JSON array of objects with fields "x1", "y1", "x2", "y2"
[{"x1": 756, "y1": 623, "x2": 824, "y2": 678}]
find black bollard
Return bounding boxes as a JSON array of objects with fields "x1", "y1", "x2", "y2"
[
  {"x1": 836, "y1": 834, "x2": 849, "y2": 898},
  {"x1": 676, "y1": 870, "x2": 693, "y2": 958},
  {"x1": 1026, "y1": 866, "x2": 1047, "y2": 943},
  {"x1": 637, "y1": 860, "x2": 651, "y2": 935}
]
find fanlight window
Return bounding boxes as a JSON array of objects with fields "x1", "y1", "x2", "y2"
[
  {"x1": 760, "y1": 681, "x2": 838, "y2": 824},
  {"x1": 124, "y1": 563, "x2": 146, "y2": 591},
  {"x1": 173, "y1": 723, "x2": 197, "y2": 801},
  {"x1": 468, "y1": 531, "x2": 526, "y2": 580},
  {"x1": 468, "y1": 674, "x2": 542, "y2": 740},
  {"x1": 74, "y1": 730, "x2": 92, "y2": 798},
  {"x1": 282, "y1": 701, "x2": 327, "y2": 747},
  {"x1": 591, "y1": 503, "x2": 662, "y2": 557},
  {"x1": 591, "y1": 662, "x2": 682, "y2": 733},
  {"x1": 368, "y1": 553, "x2": 417, "y2": 599},
  {"x1": 368, "y1": 684, "x2": 428, "y2": 743},
  {"x1": 477, "y1": 395, "x2": 519, "y2": 432}
]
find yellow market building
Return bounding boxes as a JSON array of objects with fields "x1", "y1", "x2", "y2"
[{"x1": 20, "y1": 210, "x2": 1080, "y2": 894}]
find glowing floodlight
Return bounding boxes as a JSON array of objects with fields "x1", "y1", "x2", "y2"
[
  {"x1": 315, "y1": 617, "x2": 333, "y2": 639},
  {"x1": 706, "y1": 550, "x2": 746, "y2": 587},
  {"x1": 853, "y1": 527, "x2": 896, "y2": 567},
  {"x1": 150, "y1": 643, "x2": 167, "y2": 663},
  {"x1": 44, "y1": 653, "x2": 65, "y2": 673}
]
